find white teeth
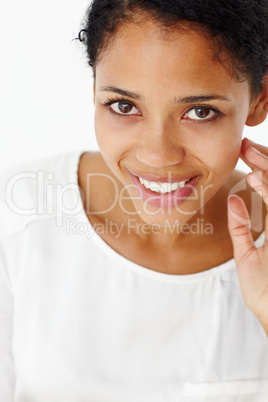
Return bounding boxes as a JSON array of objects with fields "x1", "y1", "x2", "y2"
[
  {"x1": 147, "y1": 181, "x2": 161, "y2": 193},
  {"x1": 139, "y1": 178, "x2": 145, "y2": 185},
  {"x1": 161, "y1": 183, "x2": 172, "y2": 193},
  {"x1": 145, "y1": 181, "x2": 162, "y2": 193},
  {"x1": 138, "y1": 177, "x2": 190, "y2": 194},
  {"x1": 171, "y1": 182, "x2": 180, "y2": 191}
]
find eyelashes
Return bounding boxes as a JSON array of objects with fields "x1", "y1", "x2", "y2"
[
  {"x1": 102, "y1": 97, "x2": 140, "y2": 117},
  {"x1": 102, "y1": 96, "x2": 223, "y2": 122}
]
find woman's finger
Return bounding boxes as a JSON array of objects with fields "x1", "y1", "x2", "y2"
[
  {"x1": 242, "y1": 138, "x2": 268, "y2": 156},
  {"x1": 247, "y1": 172, "x2": 268, "y2": 205},
  {"x1": 248, "y1": 168, "x2": 268, "y2": 186},
  {"x1": 243, "y1": 146, "x2": 268, "y2": 172},
  {"x1": 240, "y1": 138, "x2": 268, "y2": 173},
  {"x1": 240, "y1": 152, "x2": 258, "y2": 171},
  {"x1": 228, "y1": 194, "x2": 256, "y2": 265}
]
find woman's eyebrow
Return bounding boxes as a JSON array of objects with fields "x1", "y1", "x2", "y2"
[
  {"x1": 98, "y1": 86, "x2": 231, "y2": 103},
  {"x1": 98, "y1": 86, "x2": 143, "y2": 100},
  {"x1": 174, "y1": 94, "x2": 231, "y2": 103}
]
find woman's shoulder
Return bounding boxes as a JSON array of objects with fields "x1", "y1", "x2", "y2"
[{"x1": 0, "y1": 150, "x2": 84, "y2": 236}]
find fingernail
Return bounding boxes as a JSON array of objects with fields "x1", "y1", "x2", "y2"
[
  {"x1": 228, "y1": 194, "x2": 241, "y2": 201},
  {"x1": 227, "y1": 194, "x2": 241, "y2": 208}
]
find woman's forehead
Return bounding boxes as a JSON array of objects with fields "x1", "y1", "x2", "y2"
[{"x1": 95, "y1": 21, "x2": 244, "y2": 93}]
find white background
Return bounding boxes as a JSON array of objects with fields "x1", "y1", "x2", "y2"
[{"x1": 1, "y1": 0, "x2": 267, "y2": 173}]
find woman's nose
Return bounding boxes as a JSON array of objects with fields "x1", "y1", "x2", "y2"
[{"x1": 135, "y1": 124, "x2": 185, "y2": 168}]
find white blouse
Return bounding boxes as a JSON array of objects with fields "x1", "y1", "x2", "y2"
[{"x1": 0, "y1": 151, "x2": 268, "y2": 402}]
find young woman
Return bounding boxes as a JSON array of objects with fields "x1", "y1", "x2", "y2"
[{"x1": 1, "y1": 0, "x2": 268, "y2": 400}]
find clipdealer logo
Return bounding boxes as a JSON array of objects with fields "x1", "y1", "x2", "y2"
[
  {"x1": 4, "y1": 170, "x2": 264, "y2": 233},
  {"x1": 65, "y1": 217, "x2": 214, "y2": 239},
  {"x1": 5, "y1": 170, "x2": 83, "y2": 226}
]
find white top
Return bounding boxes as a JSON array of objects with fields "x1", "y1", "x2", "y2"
[{"x1": 0, "y1": 151, "x2": 268, "y2": 402}]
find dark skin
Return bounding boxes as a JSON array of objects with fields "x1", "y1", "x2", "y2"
[
  {"x1": 78, "y1": 150, "x2": 265, "y2": 275},
  {"x1": 78, "y1": 20, "x2": 268, "y2": 333}
]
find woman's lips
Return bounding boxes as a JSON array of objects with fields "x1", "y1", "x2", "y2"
[
  {"x1": 128, "y1": 170, "x2": 193, "y2": 183},
  {"x1": 130, "y1": 173, "x2": 201, "y2": 208}
]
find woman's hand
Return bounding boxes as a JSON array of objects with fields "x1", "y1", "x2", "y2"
[{"x1": 228, "y1": 138, "x2": 268, "y2": 336}]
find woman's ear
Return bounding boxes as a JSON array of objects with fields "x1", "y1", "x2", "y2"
[{"x1": 246, "y1": 74, "x2": 268, "y2": 127}]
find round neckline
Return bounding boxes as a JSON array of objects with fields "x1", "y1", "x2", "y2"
[{"x1": 72, "y1": 150, "x2": 265, "y2": 283}]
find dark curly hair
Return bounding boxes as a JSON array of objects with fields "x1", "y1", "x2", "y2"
[{"x1": 78, "y1": 0, "x2": 268, "y2": 96}]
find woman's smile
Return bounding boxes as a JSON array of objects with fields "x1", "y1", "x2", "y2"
[
  {"x1": 130, "y1": 172, "x2": 201, "y2": 208},
  {"x1": 93, "y1": 18, "x2": 253, "y2": 225}
]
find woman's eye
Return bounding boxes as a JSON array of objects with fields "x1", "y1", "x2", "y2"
[
  {"x1": 110, "y1": 101, "x2": 140, "y2": 116},
  {"x1": 183, "y1": 107, "x2": 218, "y2": 121}
]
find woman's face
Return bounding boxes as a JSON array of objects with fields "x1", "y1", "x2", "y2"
[{"x1": 93, "y1": 19, "x2": 255, "y2": 226}]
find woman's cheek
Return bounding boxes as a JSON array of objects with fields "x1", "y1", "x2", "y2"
[
  {"x1": 95, "y1": 109, "x2": 138, "y2": 158},
  {"x1": 203, "y1": 125, "x2": 242, "y2": 171},
  {"x1": 94, "y1": 110, "x2": 118, "y2": 155}
]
